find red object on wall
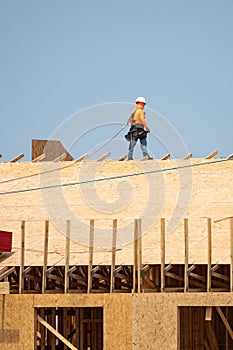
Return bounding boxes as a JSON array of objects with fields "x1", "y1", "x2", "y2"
[{"x1": 0, "y1": 231, "x2": 12, "y2": 252}]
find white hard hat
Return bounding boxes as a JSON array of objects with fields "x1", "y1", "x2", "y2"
[{"x1": 135, "y1": 96, "x2": 146, "y2": 104}]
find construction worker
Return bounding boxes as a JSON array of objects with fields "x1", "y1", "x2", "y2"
[{"x1": 126, "y1": 96, "x2": 152, "y2": 160}]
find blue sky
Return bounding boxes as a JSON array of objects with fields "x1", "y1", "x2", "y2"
[{"x1": 0, "y1": 0, "x2": 233, "y2": 160}]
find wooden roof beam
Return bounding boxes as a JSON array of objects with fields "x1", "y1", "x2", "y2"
[
  {"x1": 97, "y1": 152, "x2": 111, "y2": 161},
  {"x1": 10, "y1": 153, "x2": 24, "y2": 162},
  {"x1": 161, "y1": 153, "x2": 170, "y2": 160},
  {"x1": 205, "y1": 150, "x2": 218, "y2": 159},
  {"x1": 74, "y1": 153, "x2": 88, "y2": 163},
  {"x1": 118, "y1": 154, "x2": 127, "y2": 161},
  {"x1": 183, "y1": 153, "x2": 192, "y2": 160},
  {"x1": 32, "y1": 153, "x2": 46, "y2": 162},
  {"x1": 53, "y1": 153, "x2": 66, "y2": 162}
]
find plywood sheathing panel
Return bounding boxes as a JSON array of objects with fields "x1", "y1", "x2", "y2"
[
  {"x1": 0, "y1": 159, "x2": 232, "y2": 266},
  {"x1": 31, "y1": 139, "x2": 74, "y2": 161},
  {"x1": 132, "y1": 292, "x2": 233, "y2": 350},
  {"x1": 0, "y1": 294, "x2": 34, "y2": 349},
  {"x1": 34, "y1": 293, "x2": 132, "y2": 350},
  {"x1": 1, "y1": 293, "x2": 233, "y2": 349}
]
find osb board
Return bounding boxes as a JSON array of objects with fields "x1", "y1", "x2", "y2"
[
  {"x1": 0, "y1": 159, "x2": 232, "y2": 266},
  {"x1": 31, "y1": 139, "x2": 74, "y2": 161},
  {"x1": 0, "y1": 295, "x2": 34, "y2": 350},
  {"x1": 0, "y1": 282, "x2": 9, "y2": 294},
  {"x1": 0, "y1": 294, "x2": 132, "y2": 350},
  {"x1": 34, "y1": 293, "x2": 132, "y2": 350},
  {"x1": 1, "y1": 293, "x2": 233, "y2": 350},
  {"x1": 132, "y1": 292, "x2": 233, "y2": 350}
]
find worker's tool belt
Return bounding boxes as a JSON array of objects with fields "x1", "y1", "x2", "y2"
[{"x1": 125, "y1": 124, "x2": 147, "y2": 141}]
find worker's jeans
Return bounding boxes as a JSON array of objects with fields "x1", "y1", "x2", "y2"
[{"x1": 128, "y1": 132, "x2": 148, "y2": 160}]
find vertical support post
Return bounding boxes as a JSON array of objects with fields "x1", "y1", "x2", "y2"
[
  {"x1": 42, "y1": 220, "x2": 49, "y2": 294},
  {"x1": 226, "y1": 307, "x2": 229, "y2": 349},
  {"x1": 75, "y1": 308, "x2": 80, "y2": 349},
  {"x1": 80, "y1": 308, "x2": 84, "y2": 350},
  {"x1": 137, "y1": 219, "x2": 142, "y2": 293},
  {"x1": 184, "y1": 218, "x2": 189, "y2": 292},
  {"x1": 133, "y1": 219, "x2": 138, "y2": 292},
  {"x1": 65, "y1": 220, "x2": 71, "y2": 294},
  {"x1": 88, "y1": 219, "x2": 94, "y2": 293},
  {"x1": 160, "y1": 218, "x2": 165, "y2": 292},
  {"x1": 230, "y1": 218, "x2": 233, "y2": 292},
  {"x1": 19, "y1": 221, "x2": 25, "y2": 294},
  {"x1": 50, "y1": 308, "x2": 56, "y2": 350},
  {"x1": 110, "y1": 219, "x2": 117, "y2": 292},
  {"x1": 63, "y1": 308, "x2": 68, "y2": 350},
  {"x1": 207, "y1": 218, "x2": 212, "y2": 292},
  {"x1": 40, "y1": 308, "x2": 45, "y2": 350}
]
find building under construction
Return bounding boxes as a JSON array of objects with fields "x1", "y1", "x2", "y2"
[{"x1": 0, "y1": 141, "x2": 233, "y2": 349}]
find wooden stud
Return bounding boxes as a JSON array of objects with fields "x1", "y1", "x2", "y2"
[
  {"x1": 230, "y1": 218, "x2": 233, "y2": 292},
  {"x1": 110, "y1": 220, "x2": 117, "y2": 293},
  {"x1": 50, "y1": 308, "x2": 56, "y2": 350},
  {"x1": 19, "y1": 221, "x2": 25, "y2": 294},
  {"x1": 205, "y1": 150, "x2": 218, "y2": 159},
  {"x1": 97, "y1": 152, "x2": 111, "y2": 161},
  {"x1": 40, "y1": 308, "x2": 45, "y2": 350},
  {"x1": 161, "y1": 153, "x2": 170, "y2": 160},
  {"x1": 80, "y1": 308, "x2": 84, "y2": 350},
  {"x1": 133, "y1": 219, "x2": 138, "y2": 292},
  {"x1": 160, "y1": 218, "x2": 165, "y2": 292},
  {"x1": 38, "y1": 315, "x2": 78, "y2": 350},
  {"x1": 184, "y1": 218, "x2": 189, "y2": 292},
  {"x1": 118, "y1": 154, "x2": 127, "y2": 161},
  {"x1": 137, "y1": 219, "x2": 142, "y2": 293},
  {"x1": 74, "y1": 153, "x2": 88, "y2": 163},
  {"x1": 207, "y1": 218, "x2": 212, "y2": 292},
  {"x1": 226, "y1": 307, "x2": 229, "y2": 349},
  {"x1": 32, "y1": 153, "x2": 46, "y2": 162},
  {"x1": 53, "y1": 153, "x2": 66, "y2": 162},
  {"x1": 205, "y1": 307, "x2": 212, "y2": 321},
  {"x1": 63, "y1": 308, "x2": 68, "y2": 350},
  {"x1": 205, "y1": 321, "x2": 220, "y2": 350},
  {"x1": 42, "y1": 221, "x2": 49, "y2": 294},
  {"x1": 10, "y1": 152, "x2": 24, "y2": 162},
  {"x1": 75, "y1": 309, "x2": 80, "y2": 349},
  {"x1": 216, "y1": 306, "x2": 233, "y2": 341},
  {"x1": 88, "y1": 220, "x2": 94, "y2": 293},
  {"x1": 183, "y1": 153, "x2": 192, "y2": 160},
  {"x1": 227, "y1": 153, "x2": 233, "y2": 160},
  {"x1": 65, "y1": 220, "x2": 71, "y2": 294}
]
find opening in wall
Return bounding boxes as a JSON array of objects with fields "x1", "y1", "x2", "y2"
[
  {"x1": 179, "y1": 306, "x2": 233, "y2": 349},
  {"x1": 35, "y1": 307, "x2": 103, "y2": 350}
]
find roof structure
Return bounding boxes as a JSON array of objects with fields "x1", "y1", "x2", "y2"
[{"x1": 0, "y1": 158, "x2": 232, "y2": 267}]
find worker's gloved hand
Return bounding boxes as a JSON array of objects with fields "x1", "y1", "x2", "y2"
[{"x1": 146, "y1": 127, "x2": 150, "y2": 133}]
